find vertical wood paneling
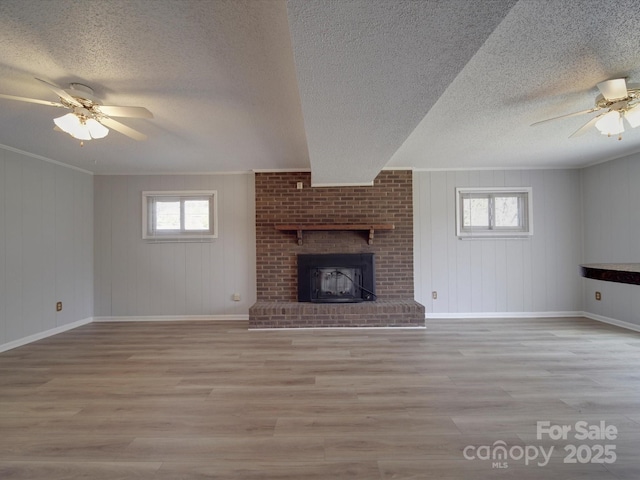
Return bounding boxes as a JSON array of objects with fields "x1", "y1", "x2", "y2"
[
  {"x1": 183, "y1": 176, "x2": 207, "y2": 315},
  {"x1": 479, "y1": 171, "x2": 496, "y2": 312},
  {"x1": 94, "y1": 174, "x2": 112, "y2": 316},
  {"x1": 41, "y1": 163, "x2": 57, "y2": 330},
  {"x1": 595, "y1": 163, "x2": 612, "y2": 259},
  {"x1": 529, "y1": 171, "x2": 547, "y2": 311},
  {"x1": 414, "y1": 168, "x2": 582, "y2": 315},
  {"x1": 80, "y1": 171, "x2": 94, "y2": 319},
  {"x1": 245, "y1": 173, "x2": 257, "y2": 312},
  {"x1": 124, "y1": 177, "x2": 141, "y2": 315},
  {"x1": 445, "y1": 172, "x2": 457, "y2": 312},
  {"x1": 430, "y1": 172, "x2": 448, "y2": 313},
  {"x1": 227, "y1": 174, "x2": 251, "y2": 314},
  {"x1": 0, "y1": 157, "x2": 6, "y2": 345},
  {"x1": 454, "y1": 171, "x2": 471, "y2": 313},
  {"x1": 504, "y1": 170, "x2": 523, "y2": 312},
  {"x1": 218, "y1": 176, "x2": 232, "y2": 313},
  {"x1": 5, "y1": 155, "x2": 22, "y2": 341},
  {"x1": 480, "y1": 240, "x2": 497, "y2": 311},
  {"x1": 582, "y1": 153, "x2": 640, "y2": 326},
  {"x1": 494, "y1": 171, "x2": 507, "y2": 312},
  {"x1": 609, "y1": 162, "x2": 631, "y2": 259},
  {"x1": 21, "y1": 158, "x2": 44, "y2": 336},
  {"x1": 54, "y1": 167, "x2": 76, "y2": 327},
  {"x1": 0, "y1": 148, "x2": 93, "y2": 348},
  {"x1": 544, "y1": 171, "x2": 559, "y2": 310},
  {"x1": 93, "y1": 173, "x2": 256, "y2": 317},
  {"x1": 629, "y1": 160, "x2": 640, "y2": 259},
  {"x1": 563, "y1": 170, "x2": 582, "y2": 309},
  {"x1": 412, "y1": 171, "x2": 430, "y2": 310},
  {"x1": 109, "y1": 177, "x2": 129, "y2": 316},
  {"x1": 520, "y1": 170, "x2": 533, "y2": 312}
]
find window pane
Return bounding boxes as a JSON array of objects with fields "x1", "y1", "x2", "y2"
[
  {"x1": 463, "y1": 197, "x2": 489, "y2": 227},
  {"x1": 184, "y1": 200, "x2": 210, "y2": 231},
  {"x1": 456, "y1": 188, "x2": 531, "y2": 238},
  {"x1": 494, "y1": 196, "x2": 520, "y2": 227},
  {"x1": 155, "y1": 201, "x2": 180, "y2": 230}
]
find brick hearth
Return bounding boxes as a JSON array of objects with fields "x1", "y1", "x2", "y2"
[
  {"x1": 249, "y1": 299, "x2": 425, "y2": 328},
  {"x1": 249, "y1": 170, "x2": 425, "y2": 328}
]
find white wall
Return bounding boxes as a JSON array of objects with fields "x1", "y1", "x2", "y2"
[
  {"x1": 0, "y1": 147, "x2": 93, "y2": 349},
  {"x1": 413, "y1": 169, "x2": 582, "y2": 315},
  {"x1": 94, "y1": 174, "x2": 256, "y2": 318},
  {"x1": 581, "y1": 154, "x2": 640, "y2": 326}
]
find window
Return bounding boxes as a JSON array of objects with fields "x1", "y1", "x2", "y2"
[
  {"x1": 455, "y1": 187, "x2": 532, "y2": 238},
  {"x1": 142, "y1": 191, "x2": 217, "y2": 240}
]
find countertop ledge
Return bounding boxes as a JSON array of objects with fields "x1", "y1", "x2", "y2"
[
  {"x1": 580, "y1": 264, "x2": 640, "y2": 285},
  {"x1": 580, "y1": 263, "x2": 640, "y2": 273}
]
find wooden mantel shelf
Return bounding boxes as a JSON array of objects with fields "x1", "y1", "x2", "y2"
[{"x1": 275, "y1": 224, "x2": 395, "y2": 245}]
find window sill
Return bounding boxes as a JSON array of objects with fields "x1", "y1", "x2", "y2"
[
  {"x1": 144, "y1": 236, "x2": 216, "y2": 243},
  {"x1": 457, "y1": 235, "x2": 532, "y2": 240}
]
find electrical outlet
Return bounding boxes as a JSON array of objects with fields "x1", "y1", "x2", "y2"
[
  {"x1": 595, "y1": 291, "x2": 601, "y2": 301},
  {"x1": 432, "y1": 291, "x2": 438, "y2": 300},
  {"x1": 56, "y1": 301, "x2": 62, "y2": 312},
  {"x1": 232, "y1": 293, "x2": 241, "y2": 302},
  {"x1": 296, "y1": 182, "x2": 303, "y2": 190}
]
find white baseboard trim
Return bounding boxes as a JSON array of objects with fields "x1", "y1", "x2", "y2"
[
  {"x1": 427, "y1": 310, "x2": 640, "y2": 334},
  {"x1": 581, "y1": 312, "x2": 640, "y2": 334},
  {"x1": 427, "y1": 311, "x2": 583, "y2": 319},
  {"x1": 93, "y1": 314, "x2": 249, "y2": 322},
  {"x1": 0, "y1": 317, "x2": 93, "y2": 353}
]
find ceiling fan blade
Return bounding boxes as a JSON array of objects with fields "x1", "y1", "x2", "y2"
[
  {"x1": 531, "y1": 107, "x2": 599, "y2": 126},
  {"x1": 35, "y1": 77, "x2": 82, "y2": 107},
  {"x1": 0, "y1": 93, "x2": 65, "y2": 108},
  {"x1": 99, "y1": 117, "x2": 147, "y2": 141},
  {"x1": 569, "y1": 114, "x2": 603, "y2": 138},
  {"x1": 597, "y1": 78, "x2": 628, "y2": 101},
  {"x1": 97, "y1": 105, "x2": 153, "y2": 118}
]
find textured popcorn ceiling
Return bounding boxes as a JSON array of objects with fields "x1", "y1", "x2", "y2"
[
  {"x1": 0, "y1": 0, "x2": 308, "y2": 174},
  {"x1": 287, "y1": 0, "x2": 517, "y2": 185},
  {"x1": 1, "y1": 1, "x2": 640, "y2": 182},
  {"x1": 388, "y1": 0, "x2": 640, "y2": 171}
]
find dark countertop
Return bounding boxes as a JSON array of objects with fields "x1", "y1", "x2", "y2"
[{"x1": 580, "y1": 264, "x2": 640, "y2": 285}]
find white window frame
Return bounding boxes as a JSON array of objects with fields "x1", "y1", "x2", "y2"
[
  {"x1": 455, "y1": 187, "x2": 533, "y2": 238},
  {"x1": 142, "y1": 190, "x2": 218, "y2": 241}
]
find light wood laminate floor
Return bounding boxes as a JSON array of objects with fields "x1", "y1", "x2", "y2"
[{"x1": 1, "y1": 317, "x2": 640, "y2": 479}]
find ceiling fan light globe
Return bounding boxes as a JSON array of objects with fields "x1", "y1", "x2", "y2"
[
  {"x1": 69, "y1": 128, "x2": 92, "y2": 141},
  {"x1": 86, "y1": 118, "x2": 109, "y2": 139},
  {"x1": 624, "y1": 106, "x2": 640, "y2": 128},
  {"x1": 53, "y1": 112, "x2": 81, "y2": 133},
  {"x1": 595, "y1": 110, "x2": 624, "y2": 136},
  {"x1": 597, "y1": 78, "x2": 628, "y2": 102},
  {"x1": 54, "y1": 113, "x2": 91, "y2": 140}
]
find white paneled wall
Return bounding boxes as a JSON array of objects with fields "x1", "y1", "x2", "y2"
[
  {"x1": 413, "y1": 169, "x2": 582, "y2": 315},
  {"x1": 0, "y1": 148, "x2": 93, "y2": 349},
  {"x1": 581, "y1": 154, "x2": 640, "y2": 327},
  {"x1": 94, "y1": 174, "x2": 256, "y2": 318}
]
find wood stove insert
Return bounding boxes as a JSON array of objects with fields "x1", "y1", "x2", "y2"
[{"x1": 297, "y1": 253, "x2": 375, "y2": 303}]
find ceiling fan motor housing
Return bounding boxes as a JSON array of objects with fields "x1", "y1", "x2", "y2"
[{"x1": 66, "y1": 83, "x2": 97, "y2": 108}]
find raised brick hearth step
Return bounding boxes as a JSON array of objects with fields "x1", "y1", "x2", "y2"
[{"x1": 249, "y1": 299, "x2": 425, "y2": 328}]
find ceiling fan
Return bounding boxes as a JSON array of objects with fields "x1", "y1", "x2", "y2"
[
  {"x1": 0, "y1": 78, "x2": 153, "y2": 143},
  {"x1": 532, "y1": 78, "x2": 640, "y2": 140}
]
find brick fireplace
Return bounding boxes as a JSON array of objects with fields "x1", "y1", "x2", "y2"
[{"x1": 248, "y1": 170, "x2": 425, "y2": 328}]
